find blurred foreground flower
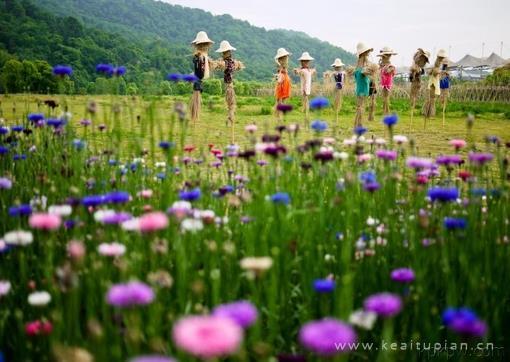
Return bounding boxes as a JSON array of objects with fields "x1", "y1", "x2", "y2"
[
  {"x1": 212, "y1": 300, "x2": 258, "y2": 328},
  {"x1": 442, "y1": 307, "x2": 487, "y2": 337},
  {"x1": 364, "y1": 292, "x2": 402, "y2": 317},
  {"x1": 106, "y1": 281, "x2": 155, "y2": 307},
  {"x1": 299, "y1": 318, "x2": 357, "y2": 356}
]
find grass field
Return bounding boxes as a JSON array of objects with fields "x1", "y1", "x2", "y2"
[{"x1": 0, "y1": 92, "x2": 509, "y2": 361}]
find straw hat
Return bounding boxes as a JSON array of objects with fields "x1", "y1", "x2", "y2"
[
  {"x1": 275, "y1": 48, "x2": 291, "y2": 60},
  {"x1": 377, "y1": 46, "x2": 397, "y2": 56},
  {"x1": 356, "y1": 42, "x2": 373, "y2": 56},
  {"x1": 191, "y1": 31, "x2": 214, "y2": 45},
  {"x1": 216, "y1": 40, "x2": 236, "y2": 53},
  {"x1": 298, "y1": 52, "x2": 314, "y2": 61},
  {"x1": 436, "y1": 49, "x2": 448, "y2": 59},
  {"x1": 331, "y1": 58, "x2": 345, "y2": 67},
  {"x1": 417, "y1": 48, "x2": 431, "y2": 61}
]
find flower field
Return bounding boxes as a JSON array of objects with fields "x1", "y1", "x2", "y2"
[{"x1": 0, "y1": 89, "x2": 510, "y2": 361}]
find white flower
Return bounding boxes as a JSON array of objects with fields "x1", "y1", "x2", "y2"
[
  {"x1": 181, "y1": 218, "x2": 204, "y2": 233},
  {"x1": 30, "y1": 195, "x2": 47, "y2": 210},
  {"x1": 155, "y1": 162, "x2": 166, "y2": 168},
  {"x1": 366, "y1": 217, "x2": 376, "y2": 226},
  {"x1": 94, "y1": 209, "x2": 115, "y2": 222},
  {"x1": 393, "y1": 135, "x2": 408, "y2": 144},
  {"x1": 121, "y1": 218, "x2": 140, "y2": 231},
  {"x1": 28, "y1": 291, "x2": 51, "y2": 306},
  {"x1": 375, "y1": 138, "x2": 387, "y2": 145},
  {"x1": 323, "y1": 137, "x2": 336, "y2": 145},
  {"x1": 48, "y1": 204, "x2": 73, "y2": 217},
  {"x1": 240, "y1": 256, "x2": 273, "y2": 272},
  {"x1": 334, "y1": 152, "x2": 349, "y2": 160},
  {"x1": 98, "y1": 242, "x2": 126, "y2": 257},
  {"x1": 4, "y1": 230, "x2": 33, "y2": 246},
  {"x1": 349, "y1": 309, "x2": 377, "y2": 330},
  {"x1": 343, "y1": 138, "x2": 356, "y2": 146},
  {"x1": 0, "y1": 280, "x2": 11, "y2": 297}
]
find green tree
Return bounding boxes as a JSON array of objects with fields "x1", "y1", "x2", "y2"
[{"x1": 1, "y1": 59, "x2": 23, "y2": 93}]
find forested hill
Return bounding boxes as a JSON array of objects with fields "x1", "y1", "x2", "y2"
[{"x1": 37, "y1": 0, "x2": 356, "y2": 79}]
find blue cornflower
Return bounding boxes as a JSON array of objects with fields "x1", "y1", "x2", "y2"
[
  {"x1": 81, "y1": 195, "x2": 106, "y2": 207},
  {"x1": 108, "y1": 159, "x2": 118, "y2": 166},
  {"x1": 270, "y1": 192, "x2": 290, "y2": 205},
  {"x1": 28, "y1": 113, "x2": 44, "y2": 123},
  {"x1": 13, "y1": 154, "x2": 26, "y2": 161},
  {"x1": 46, "y1": 118, "x2": 66, "y2": 128},
  {"x1": 383, "y1": 114, "x2": 398, "y2": 127},
  {"x1": 442, "y1": 307, "x2": 487, "y2": 337},
  {"x1": 179, "y1": 188, "x2": 201, "y2": 201},
  {"x1": 354, "y1": 126, "x2": 367, "y2": 136},
  {"x1": 113, "y1": 66, "x2": 126, "y2": 76},
  {"x1": 8, "y1": 204, "x2": 32, "y2": 217},
  {"x1": 52, "y1": 65, "x2": 73, "y2": 76},
  {"x1": 427, "y1": 187, "x2": 459, "y2": 202},
  {"x1": 156, "y1": 172, "x2": 166, "y2": 180},
  {"x1": 444, "y1": 217, "x2": 467, "y2": 230},
  {"x1": 0, "y1": 146, "x2": 9, "y2": 155},
  {"x1": 359, "y1": 170, "x2": 377, "y2": 184},
  {"x1": 167, "y1": 73, "x2": 182, "y2": 82},
  {"x1": 313, "y1": 278, "x2": 336, "y2": 293},
  {"x1": 310, "y1": 120, "x2": 328, "y2": 132},
  {"x1": 72, "y1": 139, "x2": 86, "y2": 150},
  {"x1": 219, "y1": 185, "x2": 235, "y2": 196},
  {"x1": 0, "y1": 127, "x2": 9, "y2": 135},
  {"x1": 182, "y1": 74, "x2": 199, "y2": 83},
  {"x1": 11, "y1": 126, "x2": 23, "y2": 132},
  {"x1": 159, "y1": 141, "x2": 175, "y2": 150},
  {"x1": 104, "y1": 191, "x2": 130, "y2": 204},
  {"x1": 96, "y1": 63, "x2": 114, "y2": 75},
  {"x1": 309, "y1": 97, "x2": 330, "y2": 110}
]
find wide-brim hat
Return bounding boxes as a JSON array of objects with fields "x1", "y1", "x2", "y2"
[
  {"x1": 216, "y1": 40, "x2": 236, "y2": 53},
  {"x1": 191, "y1": 31, "x2": 214, "y2": 45},
  {"x1": 377, "y1": 46, "x2": 397, "y2": 56},
  {"x1": 331, "y1": 58, "x2": 345, "y2": 67},
  {"x1": 417, "y1": 48, "x2": 430, "y2": 61},
  {"x1": 356, "y1": 42, "x2": 373, "y2": 56},
  {"x1": 298, "y1": 52, "x2": 314, "y2": 61},
  {"x1": 274, "y1": 48, "x2": 291, "y2": 61},
  {"x1": 436, "y1": 49, "x2": 448, "y2": 59}
]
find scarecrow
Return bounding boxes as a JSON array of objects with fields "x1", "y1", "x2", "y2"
[
  {"x1": 274, "y1": 48, "x2": 292, "y2": 119},
  {"x1": 423, "y1": 49, "x2": 448, "y2": 128},
  {"x1": 190, "y1": 31, "x2": 214, "y2": 126},
  {"x1": 409, "y1": 48, "x2": 430, "y2": 123},
  {"x1": 348, "y1": 42, "x2": 378, "y2": 127},
  {"x1": 439, "y1": 62, "x2": 451, "y2": 126},
  {"x1": 294, "y1": 52, "x2": 316, "y2": 119},
  {"x1": 212, "y1": 40, "x2": 245, "y2": 141},
  {"x1": 323, "y1": 58, "x2": 346, "y2": 122},
  {"x1": 377, "y1": 46, "x2": 397, "y2": 115}
]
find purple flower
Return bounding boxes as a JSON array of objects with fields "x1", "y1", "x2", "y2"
[
  {"x1": 113, "y1": 66, "x2": 126, "y2": 76},
  {"x1": 364, "y1": 292, "x2": 403, "y2": 317},
  {"x1": 8, "y1": 204, "x2": 32, "y2": 217},
  {"x1": 436, "y1": 155, "x2": 463, "y2": 166},
  {"x1": 212, "y1": 300, "x2": 258, "y2": 328},
  {"x1": 102, "y1": 212, "x2": 133, "y2": 225},
  {"x1": 52, "y1": 65, "x2": 73, "y2": 76},
  {"x1": 179, "y1": 188, "x2": 201, "y2": 201},
  {"x1": 390, "y1": 268, "x2": 415, "y2": 283},
  {"x1": 427, "y1": 187, "x2": 459, "y2": 202},
  {"x1": 363, "y1": 181, "x2": 380, "y2": 192},
  {"x1": 406, "y1": 157, "x2": 435, "y2": 169},
  {"x1": 106, "y1": 281, "x2": 155, "y2": 307},
  {"x1": 299, "y1": 318, "x2": 357, "y2": 356},
  {"x1": 104, "y1": 191, "x2": 130, "y2": 204},
  {"x1": 313, "y1": 279, "x2": 336, "y2": 293},
  {"x1": 468, "y1": 152, "x2": 493, "y2": 166},
  {"x1": 0, "y1": 177, "x2": 13, "y2": 189},
  {"x1": 375, "y1": 149, "x2": 397, "y2": 161},
  {"x1": 82, "y1": 195, "x2": 106, "y2": 207},
  {"x1": 442, "y1": 307, "x2": 487, "y2": 337},
  {"x1": 309, "y1": 97, "x2": 330, "y2": 110},
  {"x1": 276, "y1": 104, "x2": 293, "y2": 113}
]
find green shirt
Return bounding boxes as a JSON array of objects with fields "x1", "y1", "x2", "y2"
[{"x1": 354, "y1": 67, "x2": 370, "y2": 97}]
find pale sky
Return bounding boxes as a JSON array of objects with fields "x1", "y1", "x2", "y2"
[{"x1": 162, "y1": 0, "x2": 509, "y2": 66}]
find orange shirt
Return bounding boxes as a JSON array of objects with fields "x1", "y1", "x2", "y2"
[{"x1": 275, "y1": 68, "x2": 291, "y2": 100}]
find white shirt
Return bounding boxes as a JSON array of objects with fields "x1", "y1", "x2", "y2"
[{"x1": 297, "y1": 68, "x2": 316, "y2": 95}]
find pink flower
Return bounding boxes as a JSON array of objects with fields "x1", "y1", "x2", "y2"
[
  {"x1": 449, "y1": 139, "x2": 466, "y2": 150},
  {"x1": 245, "y1": 124, "x2": 257, "y2": 133},
  {"x1": 139, "y1": 212, "x2": 169, "y2": 232},
  {"x1": 29, "y1": 213, "x2": 61, "y2": 230},
  {"x1": 67, "y1": 240, "x2": 86, "y2": 261},
  {"x1": 25, "y1": 320, "x2": 53, "y2": 336},
  {"x1": 172, "y1": 315, "x2": 243, "y2": 359},
  {"x1": 138, "y1": 189, "x2": 153, "y2": 199},
  {"x1": 98, "y1": 242, "x2": 126, "y2": 257}
]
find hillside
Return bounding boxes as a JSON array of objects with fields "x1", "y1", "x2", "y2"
[{"x1": 37, "y1": 0, "x2": 356, "y2": 79}]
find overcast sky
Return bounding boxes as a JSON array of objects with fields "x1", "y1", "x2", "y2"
[{"x1": 162, "y1": 0, "x2": 509, "y2": 66}]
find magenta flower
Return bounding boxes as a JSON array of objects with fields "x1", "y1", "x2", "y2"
[
  {"x1": 364, "y1": 292, "x2": 403, "y2": 317},
  {"x1": 129, "y1": 356, "x2": 176, "y2": 362},
  {"x1": 375, "y1": 149, "x2": 397, "y2": 161},
  {"x1": 390, "y1": 268, "x2": 415, "y2": 283},
  {"x1": 436, "y1": 155, "x2": 463, "y2": 166},
  {"x1": 106, "y1": 281, "x2": 155, "y2": 307},
  {"x1": 172, "y1": 315, "x2": 243, "y2": 359},
  {"x1": 212, "y1": 300, "x2": 258, "y2": 328},
  {"x1": 406, "y1": 157, "x2": 435, "y2": 169},
  {"x1": 468, "y1": 152, "x2": 493, "y2": 166},
  {"x1": 299, "y1": 318, "x2": 357, "y2": 356}
]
